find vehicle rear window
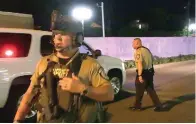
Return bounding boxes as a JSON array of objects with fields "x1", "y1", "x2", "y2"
[{"x1": 0, "y1": 33, "x2": 31, "y2": 58}]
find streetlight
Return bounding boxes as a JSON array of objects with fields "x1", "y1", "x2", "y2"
[
  {"x1": 97, "y1": 2, "x2": 105, "y2": 37},
  {"x1": 72, "y1": 7, "x2": 92, "y2": 34},
  {"x1": 188, "y1": 24, "x2": 196, "y2": 31},
  {"x1": 139, "y1": 24, "x2": 142, "y2": 29}
]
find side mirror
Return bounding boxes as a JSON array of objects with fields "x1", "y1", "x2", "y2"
[{"x1": 94, "y1": 49, "x2": 102, "y2": 57}]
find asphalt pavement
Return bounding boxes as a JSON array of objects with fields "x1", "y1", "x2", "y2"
[{"x1": 105, "y1": 60, "x2": 195, "y2": 123}]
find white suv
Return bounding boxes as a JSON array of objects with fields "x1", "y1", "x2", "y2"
[{"x1": 0, "y1": 28, "x2": 126, "y2": 121}]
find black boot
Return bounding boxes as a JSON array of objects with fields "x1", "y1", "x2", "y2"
[{"x1": 154, "y1": 105, "x2": 164, "y2": 112}]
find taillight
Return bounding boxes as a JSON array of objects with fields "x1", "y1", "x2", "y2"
[
  {"x1": 5, "y1": 50, "x2": 14, "y2": 57},
  {"x1": 0, "y1": 45, "x2": 17, "y2": 58},
  {"x1": 0, "y1": 33, "x2": 31, "y2": 58}
]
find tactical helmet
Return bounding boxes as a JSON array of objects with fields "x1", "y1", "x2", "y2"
[{"x1": 50, "y1": 10, "x2": 84, "y2": 47}]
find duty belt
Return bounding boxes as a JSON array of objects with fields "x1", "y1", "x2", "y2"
[{"x1": 136, "y1": 68, "x2": 154, "y2": 74}]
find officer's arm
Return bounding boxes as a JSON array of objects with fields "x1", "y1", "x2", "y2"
[
  {"x1": 84, "y1": 63, "x2": 114, "y2": 102},
  {"x1": 136, "y1": 51, "x2": 143, "y2": 76},
  {"x1": 137, "y1": 61, "x2": 143, "y2": 76},
  {"x1": 84, "y1": 82, "x2": 114, "y2": 102},
  {"x1": 13, "y1": 84, "x2": 39, "y2": 122},
  {"x1": 14, "y1": 60, "x2": 42, "y2": 122}
]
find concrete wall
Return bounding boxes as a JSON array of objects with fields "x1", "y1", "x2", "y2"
[{"x1": 83, "y1": 37, "x2": 195, "y2": 61}]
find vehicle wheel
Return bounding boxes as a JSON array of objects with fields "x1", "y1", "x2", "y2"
[{"x1": 110, "y1": 76, "x2": 122, "y2": 95}]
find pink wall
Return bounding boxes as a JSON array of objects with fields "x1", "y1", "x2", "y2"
[{"x1": 83, "y1": 37, "x2": 195, "y2": 61}]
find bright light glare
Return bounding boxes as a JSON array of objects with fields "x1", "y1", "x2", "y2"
[
  {"x1": 72, "y1": 7, "x2": 92, "y2": 21},
  {"x1": 139, "y1": 24, "x2": 142, "y2": 29},
  {"x1": 5, "y1": 50, "x2": 13, "y2": 56},
  {"x1": 188, "y1": 24, "x2": 196, "y2": 31}
]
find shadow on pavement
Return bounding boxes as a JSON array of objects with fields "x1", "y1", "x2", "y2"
[
  {"x1": 161, "y1": 93, "x2": 195, "y2": 111},
  {"x1": 141, "y1": 93, "x2": 195, "y2": 111},
  {"x1": 103, "y1": 90, "x2": 136, "y2": 122},
  {"x1": 104, "y1": 90, "x2": 135, "y2": 105}
]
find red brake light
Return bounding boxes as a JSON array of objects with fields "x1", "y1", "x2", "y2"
[
  {"x1": 0, "y1": 45, "x2": 17, "y2": 58},
  {"x1": 5, "y1": 50, "x2": 14, "y2": 57}
]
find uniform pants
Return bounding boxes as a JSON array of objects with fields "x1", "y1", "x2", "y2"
[{"x1": 134, "y1": 71, "x2": 161, "y2": 108}]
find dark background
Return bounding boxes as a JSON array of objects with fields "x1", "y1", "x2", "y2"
[{"x1": 0, "y1": 0, "x2": 195, "y2": 36}]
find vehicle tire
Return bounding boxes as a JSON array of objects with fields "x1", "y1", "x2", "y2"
[{"x1": 109, "y1": 76, "x2": 122, "y2": 96}]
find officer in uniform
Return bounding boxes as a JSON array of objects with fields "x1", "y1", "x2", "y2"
[
  {"x1": 13, "y1": 10, "x2": 114, "y2": 123},
  {"x1": 130, "y1": 38, "x2": 163, "y2": 111}
]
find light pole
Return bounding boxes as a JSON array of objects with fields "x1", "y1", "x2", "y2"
[
  {"x1": 97, "y1": 2, "x2": 105, "y2": 37},
  {"x1": 72, "y1": 7, "x2": 92, "y2": 35},
  {"x1": 184, "y1": 0, "x2": 190, "y2": 36}
]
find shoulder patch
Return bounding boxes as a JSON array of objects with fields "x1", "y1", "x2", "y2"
[{"x1": 136, "y1": 54, "x2": 140, "y2": 60}]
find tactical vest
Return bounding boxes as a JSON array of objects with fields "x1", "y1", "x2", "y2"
[
  {"x1": 36, "y1": 52, "x2": 88, "y2": 123},
  {"x1": 34, "y1": 52, "x2": 108, "y2": 123}
]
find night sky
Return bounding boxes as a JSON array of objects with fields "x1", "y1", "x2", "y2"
[{"x1": 0, "y1": 0, "x2": 195, "y2": 36}]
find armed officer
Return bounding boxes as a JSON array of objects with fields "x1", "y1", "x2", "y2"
[
  {"x1": 13, "y1": 10, "x2": 114, "y2": 123},
  {"x1": 130, "y1": 38, "x2": 163, "y2": 111}
]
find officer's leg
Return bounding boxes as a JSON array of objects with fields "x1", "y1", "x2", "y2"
[
  {"x1": 133, "y1": 76, "x2": 146, "y2": 108},
  {"x1": 144, "y1": 71, "x2": 164, "y2": 112},
  {"x1": 146, "y1": 86, "x2": 161, "y2": 107},
  {"x1": 145, "y1": 75, "x2": 162, "y2": 108}
]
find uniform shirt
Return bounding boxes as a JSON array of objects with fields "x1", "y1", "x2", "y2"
[
  {"x1": 30, "y1": 52, "x2": 110, "y2": 122},
  {"x1": 134, "y1": 46, "x2": 153, "y2": 70}
]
